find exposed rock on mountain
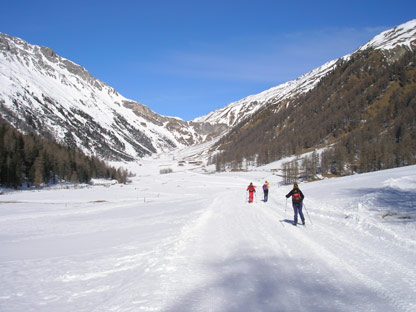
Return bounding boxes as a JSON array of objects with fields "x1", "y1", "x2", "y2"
[
  {"x1": 1, "y1": 19, "x2": 415, "y2": 167},
  {"x1": 0, "y1": 33, "x2": 227, "y2": 161}
]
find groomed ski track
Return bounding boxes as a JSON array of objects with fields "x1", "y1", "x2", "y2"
[
  {"x1": 152, "y1": 173, "x2": 413, "y2": 312},
  {"x1": 0, "y1": 152, "x2": 415, "y2": 312}
]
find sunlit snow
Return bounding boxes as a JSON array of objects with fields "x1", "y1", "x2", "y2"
[{"x1": 1, "y1": 146, "x2": 415, "y2": 312}]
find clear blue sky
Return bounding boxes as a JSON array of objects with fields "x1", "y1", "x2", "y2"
[{"x1": 1, "y1": 1, "x2": 415, "y2": 120}]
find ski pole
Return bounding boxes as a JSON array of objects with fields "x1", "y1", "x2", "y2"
[
  {"x1": 304, "y1": 202, "x2": 313, "y2": 225},
  {"x1": 285, "y1": 198, "x2": 287, "y2": 220}
]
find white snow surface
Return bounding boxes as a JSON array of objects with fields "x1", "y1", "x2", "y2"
[
  {"x1": 359, "y1": 19, "x2": 416, "y2": 51},
  {"x1": 1, "y1": 146, "x2": 415, "y2": 312}
]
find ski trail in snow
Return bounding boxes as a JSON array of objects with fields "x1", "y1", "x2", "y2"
[
  {"x1": 153, "y1": 184, "x2": 403, "y2": 312},
  {"x1": 309, "y1": 206, "x2": 416, "y2": 311},
  {"x1": 264, "y1": 192, "x2": 416, "y2": 312}
]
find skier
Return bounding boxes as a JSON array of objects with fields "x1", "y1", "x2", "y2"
[
  {"x1": 246, "y1": 182, "x2": 256, "y2": 203},
  {"x1": 262, "y1": 180, "x2": 270, "y2": 202},
  {"x1": 285, "y1": 182, "x2": 305, "y2": 226}
]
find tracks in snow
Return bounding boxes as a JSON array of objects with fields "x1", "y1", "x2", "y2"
[{"x1": 157, "y1": 187, "x2": 413, "y2": 311}]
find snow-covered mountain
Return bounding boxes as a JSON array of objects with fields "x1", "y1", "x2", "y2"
[
  {"x1": 193, "y1": 59, "x2": 338, "y2": 127},
  {"x1": 1, "y1": 20, "x2": 415, "y2": 161},
  {"x1": 359, "y1": 19, "x2": 416, "y2": 51},
  {"x1": 0, "y1": 33, "x2": 227, "y2": 161},
  {"x1": 194, "y1": 19, "x2": 416, "y2": 127}
]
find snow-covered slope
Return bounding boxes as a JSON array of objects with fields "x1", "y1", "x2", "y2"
[
  {"x1": 359, "y1": 19, "x2": 416, "y2": 51},
  {"x1": 1, "y1": 19, "x2": 415, "y2": 160},
  {"x1": 0, "y1": 33, "x2": 226, "y2": 160},
  {"x1": 193, "y1": 59, "x2": 338, "y2": 127},
  {"x1": 0, "y1": 154, "x2": 415, "y2": 311},
  {"x1": 194, "y1": 19, "x2": 416, "y2": 127}
]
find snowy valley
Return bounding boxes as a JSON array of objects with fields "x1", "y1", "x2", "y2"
[
  {"x1": 0, "y1": 148, "x2": 415, "y2": 311},
  {"x1": 1, "y1": 18, "x2": 416, "y2": 312}
]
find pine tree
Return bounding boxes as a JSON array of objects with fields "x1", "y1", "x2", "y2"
[{"x1": 33, "y1": 154, "x2": 45, "y2": 188}]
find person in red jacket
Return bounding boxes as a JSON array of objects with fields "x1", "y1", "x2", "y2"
[
  {"x1": 246, "y1": 182, "x2": 256, "y2": 203},
  {"x1": 285, "y1": 182, "x2": 305, "y2": 226}
]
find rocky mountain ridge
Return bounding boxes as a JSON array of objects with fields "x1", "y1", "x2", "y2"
[
  {"x1": 1, "y1": 19, "x2": 415, "y2": 163},
  {"x1": 0, "y1": 33, "x2": 227, "y2": 161}
]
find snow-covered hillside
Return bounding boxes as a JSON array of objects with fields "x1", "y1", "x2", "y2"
[
  {"x1": 359, "y1": 19, "x2": 416, "y2": 51},
  {"x1": 1, "y1": 149, "x2": 415, "y2": 311},
  {"x1": 1, "y1": 20, "x2": 415, "y2": 160},
  {"x1": 0, "y1": 33, "x2": 226, "y2": 160},
  {"x1": 193, "y1": 59, "x2": 338, "y2": 127},
  {"x1": 194, "y1": 19, "x2": 416, "y2": 128}
]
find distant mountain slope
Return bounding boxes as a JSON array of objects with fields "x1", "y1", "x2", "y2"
[
  {"x1": 0, "y1": 33, "x2": 227, "y2": 161},
  {"x1": 195, "y1": 19, "x2": 416, "y2": 129},
  {"x1": 359, "y1": 19, "x2": 416, "y2": 50},
  {"x1": 192, "y1": 59, "x2": 338, "y2": 127},
  {"x1": 212, "y1": 19, "x2": 416, "y2": 173}
]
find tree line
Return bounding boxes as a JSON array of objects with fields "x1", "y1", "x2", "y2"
[
  {"x1": 0, "y1": 120, "x2": 130, "y2": 189},
  {"x1": 211, "y1": 47, "x2": 416, "y2": 178}
]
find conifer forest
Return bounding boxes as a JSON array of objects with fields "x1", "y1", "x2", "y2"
[{"x1": 0, "y1": 120, "x2": 129, "y2": 189}]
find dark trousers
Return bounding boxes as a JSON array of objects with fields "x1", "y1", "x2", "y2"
[
  {"x1": 263, "y1": 190, "x2": 268, "y2": 202},
  {"x1": 293, "y1": 202, "x2": 305, "y2": 224}
]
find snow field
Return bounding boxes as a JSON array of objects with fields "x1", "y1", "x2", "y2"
[{"x1": 0, "y1": 158, "x2": 415, "y2": 311}]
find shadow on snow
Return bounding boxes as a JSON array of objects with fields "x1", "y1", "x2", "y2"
[
  {"x1": 162, "y1": 251, "x2": 394, "y2": 312},
  {"x1": 347, "y1": 186, "x2": 416, "y2": 221}
]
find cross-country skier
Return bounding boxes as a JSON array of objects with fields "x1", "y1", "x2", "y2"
[
  {"x1": 246, "y1": 182, "x2": 256, "y2": 203},
  {"x1": 262, "y1": 181, "x2": 270, "y2": 202},
  {"x1": 285, "y1": 182, "x2": 305, "y2": 226}
]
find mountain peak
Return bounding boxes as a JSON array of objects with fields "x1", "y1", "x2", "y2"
[
  {"x1": 359, "y1": 19, "x2": 416, "y2": 52},
  {"x1": 0, "y1": 33, "x2": 224, "y2": 161},
  {"x1": 194, "y1": 19, "x2": 416, "y2": 128}
]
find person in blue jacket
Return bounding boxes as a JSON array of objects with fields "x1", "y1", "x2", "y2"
[{"x1": 285, "y1": 182, "x2": 305, "y2": 226}]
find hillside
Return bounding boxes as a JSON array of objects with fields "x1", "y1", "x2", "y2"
[
  {"x1": 0, "y1": 33, "x2": 227, "y2": 161},
  {"x1": 1, "y1": 20, "x2": 415, "y2": 168},
  {"x1": 192, "y1": 58, "x2": 338, "y2": 127},
  {"x1": 212, "y1": 20, "x2": 416, "y2": 175},
  {"x1": 195, "y1": 19, "x2": 416, "y2": 129}
]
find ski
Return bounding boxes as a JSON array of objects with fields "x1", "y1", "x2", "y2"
[{"x1": 292, "y1": 223, "x2": 306, "y2": 227}]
